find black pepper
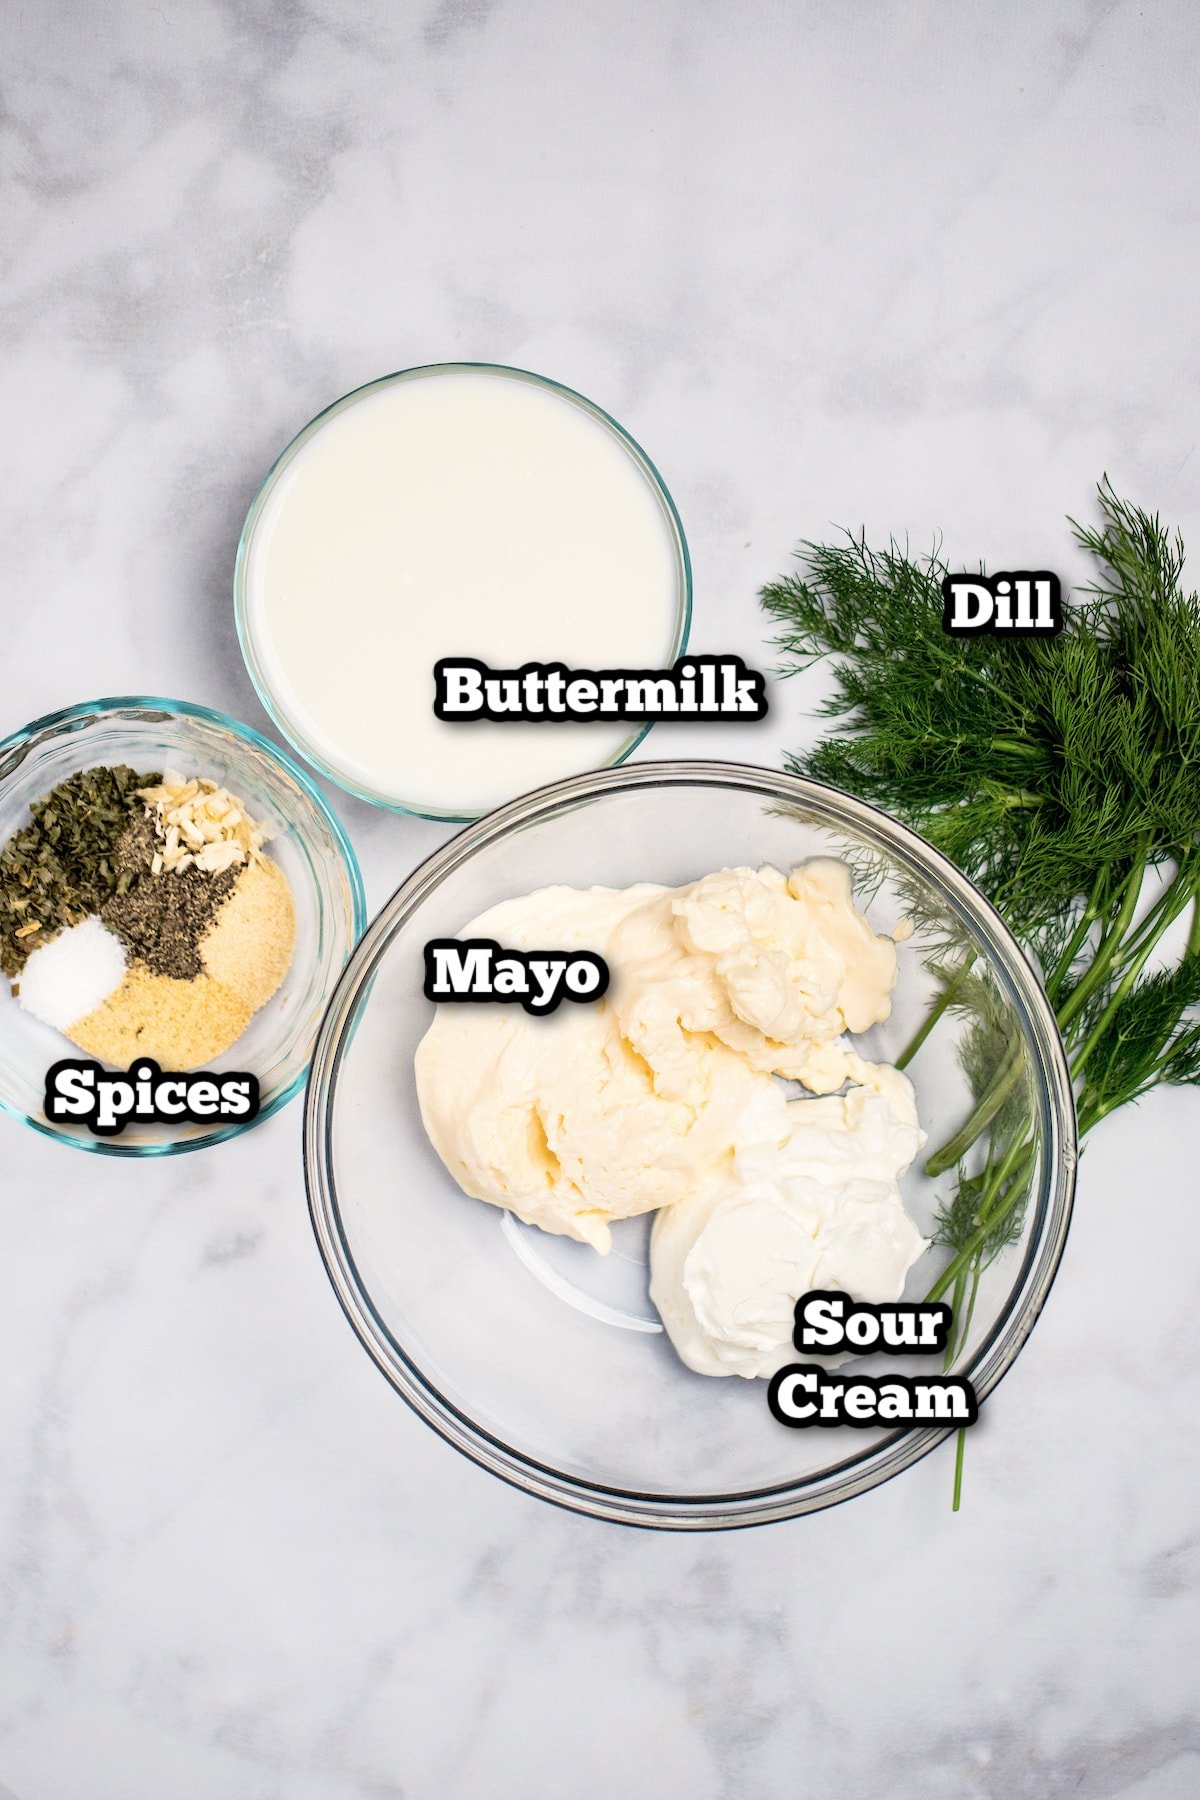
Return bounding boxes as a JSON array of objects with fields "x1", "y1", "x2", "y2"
[{"x1": 101, "y1": 813, "x2": 238, "y2": 979}]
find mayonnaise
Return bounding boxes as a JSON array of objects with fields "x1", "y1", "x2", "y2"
[
  {"x1": 414, "y1": 861, "x2": 927, "y2": 1367},
  {"x1": 414, "y1": 880, "x2": 766, "y2": 1251}
]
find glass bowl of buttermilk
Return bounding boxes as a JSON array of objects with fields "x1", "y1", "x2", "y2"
[
  {"x1": 305, "y1": 762, "x2": 1076, "y2": 1527},
  {"x1": 234, "y1": 362, "x2": 692, "y2": 820},
  {"x1": 0, "y1": 697, "x2": 365, "y2": 1156}
]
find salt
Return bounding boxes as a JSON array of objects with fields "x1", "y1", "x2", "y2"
[{"x1": 16, "y1": 915, "x2": 126, "y2": 1031}]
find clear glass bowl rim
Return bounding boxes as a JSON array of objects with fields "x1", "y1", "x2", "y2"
[
  {"x1": 304, "y1": 759, "x2": 1078, "y2": 1529},
  {"x1": 233, "y1": 361, "x2": 694, "y2": 820},
  {"x1": 0, "y1": 694, "x2": 367, "y2": 1158}
]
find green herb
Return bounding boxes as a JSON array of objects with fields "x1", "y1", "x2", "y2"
[
  {"x1": 762, "y1": 481, "x2": 1200, "y2": 1505},
  {"x1": 0, "y1": 765, "x2": 158, "y2": 976}
]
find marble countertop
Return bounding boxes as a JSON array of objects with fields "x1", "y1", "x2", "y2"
[{"x1": 3, "y1": 3, "x2": 1199, "y2": 1795}]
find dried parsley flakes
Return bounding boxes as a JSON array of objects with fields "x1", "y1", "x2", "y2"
[{"x1": 0, "y1": 765, "x2": 157, "y2": 975}]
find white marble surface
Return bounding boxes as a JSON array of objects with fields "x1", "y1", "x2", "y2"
[{"x1": 3, "y1": 2, "x2": 1200, "y2": 1794}]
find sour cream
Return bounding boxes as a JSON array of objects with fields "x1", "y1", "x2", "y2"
[{"x1": 649, "y1": 1080, "x2": 927, "y2": 1378}]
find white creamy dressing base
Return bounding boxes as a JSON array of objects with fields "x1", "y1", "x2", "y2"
[
  {"x1": 416, "y1": 861, "x2": 928, "y2": 1379},
  {"x1": 242, "y1": 369, "x2": 682, "y2": 812}
]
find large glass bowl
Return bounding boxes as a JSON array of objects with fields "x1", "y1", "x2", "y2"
[
  {"x1": 304, "y1": 762, "x2": 1076, "y2": 1527},
  {"x1": 0, "y1": 697, "x2": 366, "y2": 1156}
]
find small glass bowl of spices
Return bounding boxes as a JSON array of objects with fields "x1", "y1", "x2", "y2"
[{"x1": 0, "y1": 697, "x2": 365, "y2": 1154}]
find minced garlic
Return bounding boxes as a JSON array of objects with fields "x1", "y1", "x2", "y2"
[{"x1": 137, "y1": 771, "x2": 270, "y2": 876}]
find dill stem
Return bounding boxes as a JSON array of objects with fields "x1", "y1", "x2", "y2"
[
  {"x1": 946, "y1": 1266, "x2": 968, "y2": 1361},
  {"x1": 1045, "y1": 915, "x2": 1095, "y2": 999},
  {"x1": 928, "y1": 853, "x2": 1152, "y2": 1178},
  {"x1": 951, "y1": 1428, "x2": 967, "y2": 1512},
  {"x1": 988, "y1": 737, "x2": 1041, "y2": 758},
  {"x1": 944, "y1": 1257, "x2": 982, "y2": 1367},
  {"x1": 1055, "y1": 849, "x2": 1148, "y2": 1033},
  {"x1": 925, "y1": 1135, "x2": 1034, "y2": 1301},
  {"x1": 974, "y1": 1127, "x2": 1034, "y2": 1247},
  {"x1": 925, "y1": 1048, "x2": 1023, "y2": 1177},
  {"x1": 1044, "y1": 868, "x2": 1108, "y2": 998},
  {"x1": 949, "y1": 1267, "x2": 985, "y2": 1519},
  {"x1": 960, "y1": 1263, "x2": 983, "y2": 1346},
  {"x1": 1117, "y1": 853, "x2": 1199, "y2": 962},
  {"x1": 895, "y1": 959, "x2": 974, "y2": 1070},
  {"x1": 1071, "y1": 880, "x2": 1197, "y2": 1077},
  {"x1": 1076, "y1": 1094, "x2": 1111, "y2": 1135},
  {"x1": 943, "y1": 1263, "x2": 975, "y2": 1516}
]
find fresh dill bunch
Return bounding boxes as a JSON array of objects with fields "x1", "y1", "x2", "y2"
[
  {"x1": 763, "y1": 481, "x2": 1200, "y2": 943},
  {"x1": 763, "y1": 482, "x2": 1200, "y2": 1505},
  {"x1": 763, "y1": 478, "x2": 1200, "y2": 1123}
]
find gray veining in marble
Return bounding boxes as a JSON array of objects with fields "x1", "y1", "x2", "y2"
[{"x1": 3, "y1": 2, "x2": 1200, "y2": 1795}]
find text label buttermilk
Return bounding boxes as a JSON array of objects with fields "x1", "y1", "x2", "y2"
[{"x1": 433, "y1": 655, "x2": 768, "y2": 721}]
